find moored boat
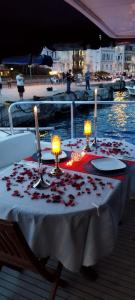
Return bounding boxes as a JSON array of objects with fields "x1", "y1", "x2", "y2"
[{"x1": 126, "y1": 85, "x2": 135, "y2": 96}]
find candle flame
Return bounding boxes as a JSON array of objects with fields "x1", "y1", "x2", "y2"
[
  {"x1": 84, "y1": 120, "x2": 92, "y2": 136},
  {"x1": 95, "y1": 88, "x2": 97, "y2": 96},
  {"x1": 51, "y1": 135, "x2": 61, "y2": 155},
  {"x1": 34, "y1": 105, "x2": 37, "y2": 113}
]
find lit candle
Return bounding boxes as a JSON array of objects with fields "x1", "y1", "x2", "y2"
[
  {"x1": 34, "y1": 106, "x2": 41, "y2": 153},
  {"x1": 94, "y1": 88, "x2": 98, "y2": 118},
  {"x1": 84, "y1": 120, "x2": 92, "y2": 136},
  {"x1": 51, "y1": 135, "x2": 61, "y2": 155}
]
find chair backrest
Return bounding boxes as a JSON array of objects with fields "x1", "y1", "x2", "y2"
[
  {"x1": 0, "y1": 219, "x2": 53, "y2": 282},
  {"x1": 0, "y1": 218, "x2": 36, "y2": 270},
  {"x1": 0, "y1": 132, "x2": 36, "y2": 169},
  {"x1": 0, "y1": 219, "x2": 64, "y2": 300}
]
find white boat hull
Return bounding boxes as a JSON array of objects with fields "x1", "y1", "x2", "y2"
[{"x1": 126, "y1": 85, "x2": 135, "y2": 96}]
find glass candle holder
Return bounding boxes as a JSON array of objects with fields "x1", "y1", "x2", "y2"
[
  {"x1": 83, "y1": 120, "x2": 92, "y2": 152},
  {"x1": 51, "y1": 135, "x2": 63, "y2": 176}
]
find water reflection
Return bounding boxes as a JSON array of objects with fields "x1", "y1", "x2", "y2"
[
  {"x1": 109, "y1": 103, "x2": 127, "y2": 128},
  {"x1": 46, "y1": 95, "x2": 135, "y2": 144},
  {"x1": 108, "y1": 92, "x2": 128, "y2": 128},
  {"x1": 113, "y1": 91, "x2": 128, "y2": 101}
]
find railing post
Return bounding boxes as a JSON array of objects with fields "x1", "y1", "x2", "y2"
[{"x1": 71, "y1": 101, "x2": 74, "y2": 139}]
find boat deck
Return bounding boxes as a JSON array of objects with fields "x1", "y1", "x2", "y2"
[{"x1": 0, "y1": 198, "x2": 135, "y2": 300}]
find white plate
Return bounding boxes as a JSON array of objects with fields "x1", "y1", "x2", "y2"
[
  {"x1": 41, "y1": 150, "x2": 67, "y2": 161},
  {"x1": 91, "y1": 157, "x2": 126, "y2": 171}
]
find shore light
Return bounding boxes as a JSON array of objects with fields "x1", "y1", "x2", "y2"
[{"x1": 49, "y1": 70, "x2": 58, "y2": 75}]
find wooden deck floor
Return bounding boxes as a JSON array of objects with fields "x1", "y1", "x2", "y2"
[{"x1": 0, "y1": 199, "x2": 135, "y2": 300}]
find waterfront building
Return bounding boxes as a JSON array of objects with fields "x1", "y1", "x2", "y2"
[
  {"x1": 84, "y1": 47, "x2": 114, "y2": 73},
  {"x1": 99, "y1": 47, "x2": 114, "y2": 73},
  {"x1": 53, "y1": 47, "x2": 115, "y2": 74},
  {"x1": 72, "y1": 50, "x2": 85, "y2": 74},
  {"x1": 0, "y1": 65, "x2": 10, "y2": 77},
  {"x1": 49, "y1": 47, "x2": 116, "y2": 75},
  {"x1": 84, "y1": 49, "x2": 100, "y2": 73},
  {"x1": 114, "y1": 45, "x2": 125, "y2": 74},
  {"x1": 54, "y1": 51, "x2": 73, "y2": 73},
  {"x1": 42, "y1": 49, "x2": 73, "y2": 73},
  {"x1": 114, "y1": 45, "x2": 135, "y2": 75},
  {"x1": 124, "y1": 45, "x2": 135, "y2": 75},
  {"x1": 41, "y1": 46, "x2": 54, "y2": 58},
  {"x1": 42, "y1": 44, "x2": 135, "y2": 76}
]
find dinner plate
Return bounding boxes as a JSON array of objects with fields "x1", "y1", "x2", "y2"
[
  {"x1": 41, "y1": 150, "x2": 67, "y2": 161},
  {"x1": 91, "y1": 157, "x2": 126, "y2": 171}
]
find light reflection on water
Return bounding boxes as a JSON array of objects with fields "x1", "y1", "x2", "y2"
[
  {"x1": 108, "y1": 104, "x2": 127, "y2": 128},
  {"x1": 46, "y1": 96, "x2": 135, "y2": 145}
]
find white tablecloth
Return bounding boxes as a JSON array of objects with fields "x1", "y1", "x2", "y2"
[
  {"x1": 0, "y1": 161, "x2": 125, "y2": 272},
  {"x1": 62, "y1": 137, "x2": 135, "y2": 197},
  {"x1": 41, "y1": 137, "x2": 135, "y2": 198},
  {"x1": 61, "y1": 137, "x2": 135, "y2": 159}
]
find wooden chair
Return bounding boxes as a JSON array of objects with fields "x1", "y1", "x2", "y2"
[{"x1": 0, "y1": 219, "x2": 63, "y2": 300}]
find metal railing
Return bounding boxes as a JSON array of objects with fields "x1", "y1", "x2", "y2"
[{"x1": 8, "y1": 100, "x2": 135, "y2": 139}]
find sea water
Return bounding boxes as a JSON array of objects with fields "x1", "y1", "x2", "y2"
[{"x1": 47, "y1": 97, "x2": 135, "y2": 144}]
